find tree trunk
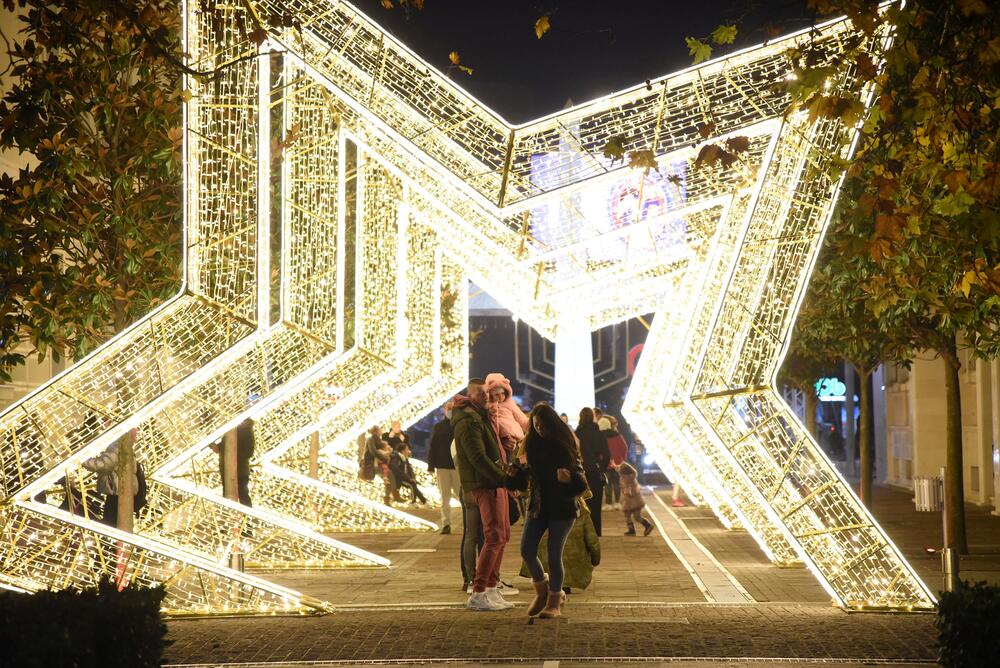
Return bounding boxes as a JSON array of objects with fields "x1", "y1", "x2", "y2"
[
  {"x1": 113, "y1": 313, "x2": 135, "y2": 534},
  {"x1": 857, "y1": 368, "x2": 874, "y2": 507},
  {"x1": 116, "y1": 429, "x2": 135, "y2": 533},
  {"x1": 804, "y1": 390, "x2": 819, "y2": 439},
  {"x1": 942, "y1": 337, "x2": 969, "y2": 554},
  {"x1": 222, "y1": 428, "x2": 239, "y2": 502},
  {"x1": 309, "y1": 431, "x2": 320, "y2": 479}
]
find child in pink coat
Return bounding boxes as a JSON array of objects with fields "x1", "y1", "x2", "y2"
[{"x1": 484, "y1": 372, "x2": 529, "y2": 460}]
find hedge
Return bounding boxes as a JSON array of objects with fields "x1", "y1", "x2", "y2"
[
  {"x1": 0, "y1": 580, "x2": 166, "y2": 668},
  {"x1": 936, "y1": 580, "x2": 1000, "y2": 668}
]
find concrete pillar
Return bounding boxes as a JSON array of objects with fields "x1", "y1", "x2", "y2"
[
  {"x1": 554, "y1": 321, "x2": 595, "y2": 421},
  {"x1": 873, "y1": 365, "x2": 888, "y2": 486},
  {"x1": 974, "y1": 360, "x2": 992, "y2": 505}
]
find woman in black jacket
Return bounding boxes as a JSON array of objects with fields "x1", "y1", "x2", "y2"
[
  {"x1": 508, "y1": 403, "x2": 587, "y2": 619},
  {"x1": 575, "y1": 407, "x2": 611, "y2": 536}
]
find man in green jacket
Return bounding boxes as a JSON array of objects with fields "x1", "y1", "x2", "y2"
[{"x1": 451, "y1": 377, "x2": 512, "y2": 612}]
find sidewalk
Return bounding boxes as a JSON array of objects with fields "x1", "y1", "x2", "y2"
[{"x1": 163, "y1": 484, "x2": 961, "y2": 666}]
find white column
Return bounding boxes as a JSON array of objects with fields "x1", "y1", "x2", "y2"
[
  {"x1": 554, "y1": 321, "x2": 595, "y2": 421},
  {"x1": 975, "y1": 360, "x2": 992, "y2": 505}
]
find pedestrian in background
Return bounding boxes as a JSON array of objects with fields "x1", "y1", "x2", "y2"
[
  {"x1": 575, "y1": 407, "x2": 610, "y2": 536},
  {"x1": 599, "y1": 416, "x2": 627, "y2": 510},
  {"x1": 428, "y1": 401, "x2": 459, "y2": 534}
]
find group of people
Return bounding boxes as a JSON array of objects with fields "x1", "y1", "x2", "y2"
[
  {"x1": 360, "y1": 420, "x2": 427, "y2": 505},
  {"x1": 420, "y1": 373, "x2": 659, "y2": 618}
]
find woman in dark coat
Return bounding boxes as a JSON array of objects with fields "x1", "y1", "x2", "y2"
[
  {"x1": 575, "y1": 408, "x2": 611, "y2": 536},
  {"x1": 507, "y1": 403, "x2": 587, "y2": 619}
]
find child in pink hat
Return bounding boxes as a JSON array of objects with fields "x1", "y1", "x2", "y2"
[{"x1": 484, "y1": 372, "x2": 529, "y2": 460}]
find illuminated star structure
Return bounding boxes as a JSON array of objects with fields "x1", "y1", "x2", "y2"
[{"x1": 0, "y1": 0, "x2": 933, "y2": 613}]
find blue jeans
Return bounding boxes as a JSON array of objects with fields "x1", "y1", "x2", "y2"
[{"x1": 520, "y1": 515, "x2": 575, "y2": 592}]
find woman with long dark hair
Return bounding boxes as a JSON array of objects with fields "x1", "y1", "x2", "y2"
[
  {"x1": 509, "y1": 403, "x2": 588, "y2": 619},
  {"x1": 575, "y1": 407, "x2": 611, "y2": 535}
]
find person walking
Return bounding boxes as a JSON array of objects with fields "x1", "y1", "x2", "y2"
[
  {"x1": 575, "y1": 408, "x2": 610, "y2": 536},
  {"x1": 599, "y1": 416, "x2": 627, "y2": 510},
  {"x1": 508, "y1": 403, "x2": 588, "y2": 619},
  {"x1": 452, "y1": 378, "x2": 512, "y2": 612},
  {"x1": 428, "y1": 401, "x2": 460, "y2": 534},
  {"x1": 619, "y1": 462, "x2": 655, "y2": 536}
]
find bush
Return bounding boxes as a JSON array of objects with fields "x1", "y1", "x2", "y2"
[
  {"x1": 936, "y1": 580, "x2": 1000, "y2": 668},
  {"x1": 0, "y1": 580, "x2": 166, "y2": 668}
]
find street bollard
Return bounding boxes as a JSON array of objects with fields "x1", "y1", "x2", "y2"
[{"x1": 941, "y1": 547, "x2": 958, "y2": 593}]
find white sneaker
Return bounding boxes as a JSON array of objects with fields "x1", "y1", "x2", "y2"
[
  {"x1": 466, "y1": 583, "x2": 474, "y2": 594},
  {"x1": 485, "y1": 587, "x2": 515, "y2": 609},
  {"x1": 497, "y1": 580, "x2": 519, "y2": 596},
  {"x1": 467, "y1": 591, "x2": 507, "y2": 611}
]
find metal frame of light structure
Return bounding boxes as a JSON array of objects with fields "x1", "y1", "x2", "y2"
[{"x1": 0, "y1": 0, "x2": 934, "y2": 612}]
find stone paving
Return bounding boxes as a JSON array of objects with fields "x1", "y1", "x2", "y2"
[{"x1": 163, "y1": 483, "x2": 1000, "y2": 666}]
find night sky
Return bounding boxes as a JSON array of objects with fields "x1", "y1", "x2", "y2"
[{"x1": 358, "y1": 0, "x2": 816, "y2": 123}]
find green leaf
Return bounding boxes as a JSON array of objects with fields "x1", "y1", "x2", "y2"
[
  {"x1": 933, "y1": 189, "x2": 975, "y2": 217},
  {"x1": 710, "y1": 24, "x2": 737, "y2": 46},
  {"x1": 685, "y1": 37, "x2": 712, "y2": 64}
]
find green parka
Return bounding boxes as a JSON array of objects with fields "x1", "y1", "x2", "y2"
[
  {"x1": 520, "y1": 505, "x2": 601, "y2": 590},
  {"x1": 450, "y1": 399, "x2": 505, "y2": 491}
]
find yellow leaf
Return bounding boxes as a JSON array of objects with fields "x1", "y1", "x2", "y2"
[
  {"x1": 535, "y1": 15, "x2": 551, "y2": 40},
  {"x1": 448, "y1": 51, "x2": 461, "y2": 65}
]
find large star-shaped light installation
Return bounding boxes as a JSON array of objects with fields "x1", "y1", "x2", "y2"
[{"x1": 0, "y1": 0, "x2": 934, "y2": 613}]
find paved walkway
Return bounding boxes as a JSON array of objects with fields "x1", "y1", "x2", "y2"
[{"x1": 163, "y1": 483, "x2": 1000, "y2": 666}]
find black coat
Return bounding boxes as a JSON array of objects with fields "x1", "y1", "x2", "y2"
[
  {"x1": 575, "y1": 422, "x2": 611, "y2": 476},
  {"x1": 426, "y1": 418, "x2": 455, "y2": 470},
  {"x1": 510, "y1": 437, "x2": 588, "y2": 521}
]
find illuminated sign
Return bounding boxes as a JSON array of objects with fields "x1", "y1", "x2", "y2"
[{"x1": 815, "y1": 377, "x2": 847, "y2": 402}]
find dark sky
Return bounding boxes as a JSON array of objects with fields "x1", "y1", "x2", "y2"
[{"x1": 357, "y1": 0, "x2": 816, "y2": 123}]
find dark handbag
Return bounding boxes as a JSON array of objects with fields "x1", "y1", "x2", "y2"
[
  {"x1": 566, "y1": 462, "x2": 589, "y2": 498},
  {"x1": 359, "y1": 460, "x2": 376, "y2": 481},
  {"x1": 507, "y1": 491, "x2": 521, "y2": 525}
]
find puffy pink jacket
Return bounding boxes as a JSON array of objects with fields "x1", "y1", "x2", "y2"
[{"x1": 484, "y1": 372, "x2": 529, "y2": 454}]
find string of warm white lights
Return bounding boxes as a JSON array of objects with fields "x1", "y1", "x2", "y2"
[{"x1": 0, "y1": 0, "x2": 934, "y2": 613}]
